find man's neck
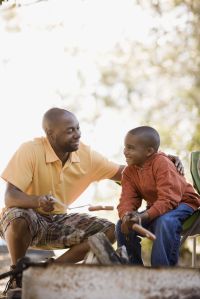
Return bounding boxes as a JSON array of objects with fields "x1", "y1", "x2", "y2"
[{"x1": 58, "y1": 152, "x2": 70, "y2": 166}]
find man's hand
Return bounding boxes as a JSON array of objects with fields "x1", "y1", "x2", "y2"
[
  {"x1": 168, "y1": 154, "x2": 184, "y2": 175},
  {"x1": 38, "y1": 195, "x2": 55, "y2": 212}
]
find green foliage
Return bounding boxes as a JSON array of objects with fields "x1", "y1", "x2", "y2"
[{"x1": 94, "y1": 0, "x2": 200, "y2": 157}]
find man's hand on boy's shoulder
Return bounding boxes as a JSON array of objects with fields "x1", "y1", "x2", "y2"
[{"x1": 167, "y1": 154, "x2": 184, "y2": 175}]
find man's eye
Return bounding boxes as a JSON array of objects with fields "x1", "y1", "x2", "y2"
[{"x1": 67, "y1": 129, "x2": 73, "y2": 133}]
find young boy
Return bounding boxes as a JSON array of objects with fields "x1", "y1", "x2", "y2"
[{"x1": 116, "y1": 126, "x2": 200, "y2": 266}]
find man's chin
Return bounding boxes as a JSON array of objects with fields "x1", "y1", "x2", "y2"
[{"x1": 69, "y1": 144, "x2": 79, "y2": 152}]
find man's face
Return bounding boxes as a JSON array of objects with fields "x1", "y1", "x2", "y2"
[
  {"x1": 51, "y1": 114, "x2": 81, "y2": 153},
  {"x1": 124, "y1": 133, "x2": 149, "y2": 167}
]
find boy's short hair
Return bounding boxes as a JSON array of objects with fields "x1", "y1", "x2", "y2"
[{"x1": 129, "y1": 126, "x2": 160, "y2": 151}]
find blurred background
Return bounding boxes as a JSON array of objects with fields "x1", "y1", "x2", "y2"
[{"x1": 0, "y1": 0, "x2": 200, "y2": 265}]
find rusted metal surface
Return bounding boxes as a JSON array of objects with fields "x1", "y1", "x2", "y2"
[{"x1": 22, "y1": 264, "x2": 200, "y2": 299}]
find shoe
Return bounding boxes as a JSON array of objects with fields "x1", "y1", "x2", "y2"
[
  {"x1": 42, "y1": 257, "x2": 55, "y2": 265},
  {"x1": 6, "y1": 288, "x2": 22, "y2": 299},
  {"x1": 2, "y1": 265, "x2": 22, "y2": 297}
]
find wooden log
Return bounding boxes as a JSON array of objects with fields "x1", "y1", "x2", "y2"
[
  {"x1": 83, "y1": 251, "x2": 99, "y2": 264},
  {"x1": 88, "y1": 233, "x2": 121, "y2": 264}
]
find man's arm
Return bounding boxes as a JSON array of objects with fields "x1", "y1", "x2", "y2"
[
  {"x1": 4, "y1": 183, "x2": 55, "y2": 213},
  {"x1": 167, "y1": 154, "x2": 184, "y2": 175},
  {"x1": 110, "y1": 165, "x2": 125, "y2": 181},
  {"x1": 110, "y1": 155, "x2": 183, "y2": 183}
]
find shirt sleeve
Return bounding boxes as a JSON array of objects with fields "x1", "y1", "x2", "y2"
[
  {"x1": 147, "y1": 156, "x2": 185, "y2": 220},
  {"x1": 90, "y1": 149, "x2": 119, "y2": 181},
  {"x1": 117, "y1": 168, "x2": 142, "y2": 219},
  {"x1": 1, "y1": 142, "x2": 35, "y2": 192}
]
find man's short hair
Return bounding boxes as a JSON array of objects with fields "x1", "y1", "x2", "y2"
[{"x1": 42, "y1": 107, "x2": 73, "y2": 131}]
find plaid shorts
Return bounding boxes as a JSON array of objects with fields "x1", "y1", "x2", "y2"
[{"x1": 0, "y1": 208, "x2": 114, "y2": 250}]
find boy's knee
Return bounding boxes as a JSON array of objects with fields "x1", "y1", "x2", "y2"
[{"x1": 155, "y1": 214, "x2": 178, "y2": 233}]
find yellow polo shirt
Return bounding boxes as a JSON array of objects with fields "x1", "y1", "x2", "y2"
[{"x1": 1, "y1": 137, "x2": 119, "y2": 214}]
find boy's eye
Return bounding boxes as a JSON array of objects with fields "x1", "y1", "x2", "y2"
[{"x1": 126, "y1": 145, "x2": 134, "y2": 150}]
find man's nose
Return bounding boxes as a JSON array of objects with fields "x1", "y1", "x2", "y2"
[{"x1": 74, "y1": 130, "x2": 81, "y2": 139}]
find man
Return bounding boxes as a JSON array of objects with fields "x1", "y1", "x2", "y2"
[{"x1": 0, "y1": 108, "x2": 183, "y2": 293}]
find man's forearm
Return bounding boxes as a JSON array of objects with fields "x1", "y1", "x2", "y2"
[
  {"x1": 110, "y1": 165, "x2": 125, "y2": 182},
  {"x1": 5, "y1": 187, "x2": 39, "y2": 209}
]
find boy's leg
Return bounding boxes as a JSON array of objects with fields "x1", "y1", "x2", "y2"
[
  {"x1": 115, "y1": 220, "x2": 143, "y2": 265},
  {"x1": 150, "y1": 203, "x2": 194, "y2": 266}
]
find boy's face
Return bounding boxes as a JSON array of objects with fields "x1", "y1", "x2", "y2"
[{"x1": 124, "y1": 133, "x2": 153, "y2": 167}]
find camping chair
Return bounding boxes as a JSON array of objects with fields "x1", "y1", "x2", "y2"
[{"x1": 181, "y1": 151, "x2": 200, "y2": 267}]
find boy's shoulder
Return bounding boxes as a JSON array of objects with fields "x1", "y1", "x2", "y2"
[
  {"x1": 152, "y1": 151, "x2": 176, "y2": 170},
  {"x1": 153, "y1": 151, "x2": 170, "y2": 162}
]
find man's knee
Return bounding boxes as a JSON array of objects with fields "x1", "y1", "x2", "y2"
[{"x1": 7, "y1": 218, "x2": 30, "y2": 236}]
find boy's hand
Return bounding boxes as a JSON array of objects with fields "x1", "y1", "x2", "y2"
[
  {"x1": 38, "y1": 195, "x2": 55, "y2": 212},
  {"x1": 121, "y1": 211, "x2": 139, "y2": 234}
]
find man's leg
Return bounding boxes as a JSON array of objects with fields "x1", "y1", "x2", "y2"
[
  {"x1": 150, "y1": 203, "x2": 194, "y2": 266},
  {"x1": 55, "y1": 224, "x2": 115, "y2": 263},
  {"x1": 5, "y1": 218, "x2": 31, "y2": 265},
  {"x1": 0, "y1": 208, "x2": 39, "y2": 294},
  {"x1": 115, "y1": 220, "x2": 143, "y2": 265},
  {"x1": 0, "y1": 207, "x2": 44, "y2": 267}
]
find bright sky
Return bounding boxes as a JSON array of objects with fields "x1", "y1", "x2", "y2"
[
  {"x1": 0, "y1": 0, "x2": 154, "y2": 208},
  {"x1": 1, "y1": 0, "x2": 198, "y2": 254}
]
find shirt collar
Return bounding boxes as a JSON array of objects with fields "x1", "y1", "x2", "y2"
[
  {"x1": 133, "y1": 152, "x2": 158, "y2": 170},
  {"x1": 43, "y1": 137, "x2": 80, "y2": 164}
]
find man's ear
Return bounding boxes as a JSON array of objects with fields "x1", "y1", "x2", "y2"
[
  {"x1": 46, "y1": 128, "x2": 54, "y2": 139},
  {"x1": 146, "y1": 147, "x2": 155, "y2": 157}
]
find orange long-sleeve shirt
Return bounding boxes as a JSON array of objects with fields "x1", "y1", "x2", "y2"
[{"x1": 117, "y1": 152, "x2": 200, "y2": 220}]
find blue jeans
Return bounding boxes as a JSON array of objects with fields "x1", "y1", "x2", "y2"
[{"x1": 115, "y1": 203, "x2": 194, "y2": 266}]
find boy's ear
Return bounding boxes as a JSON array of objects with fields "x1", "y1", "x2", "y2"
[{"x1": 146, "y1": 147, "x2": 155, "y2": 157}]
